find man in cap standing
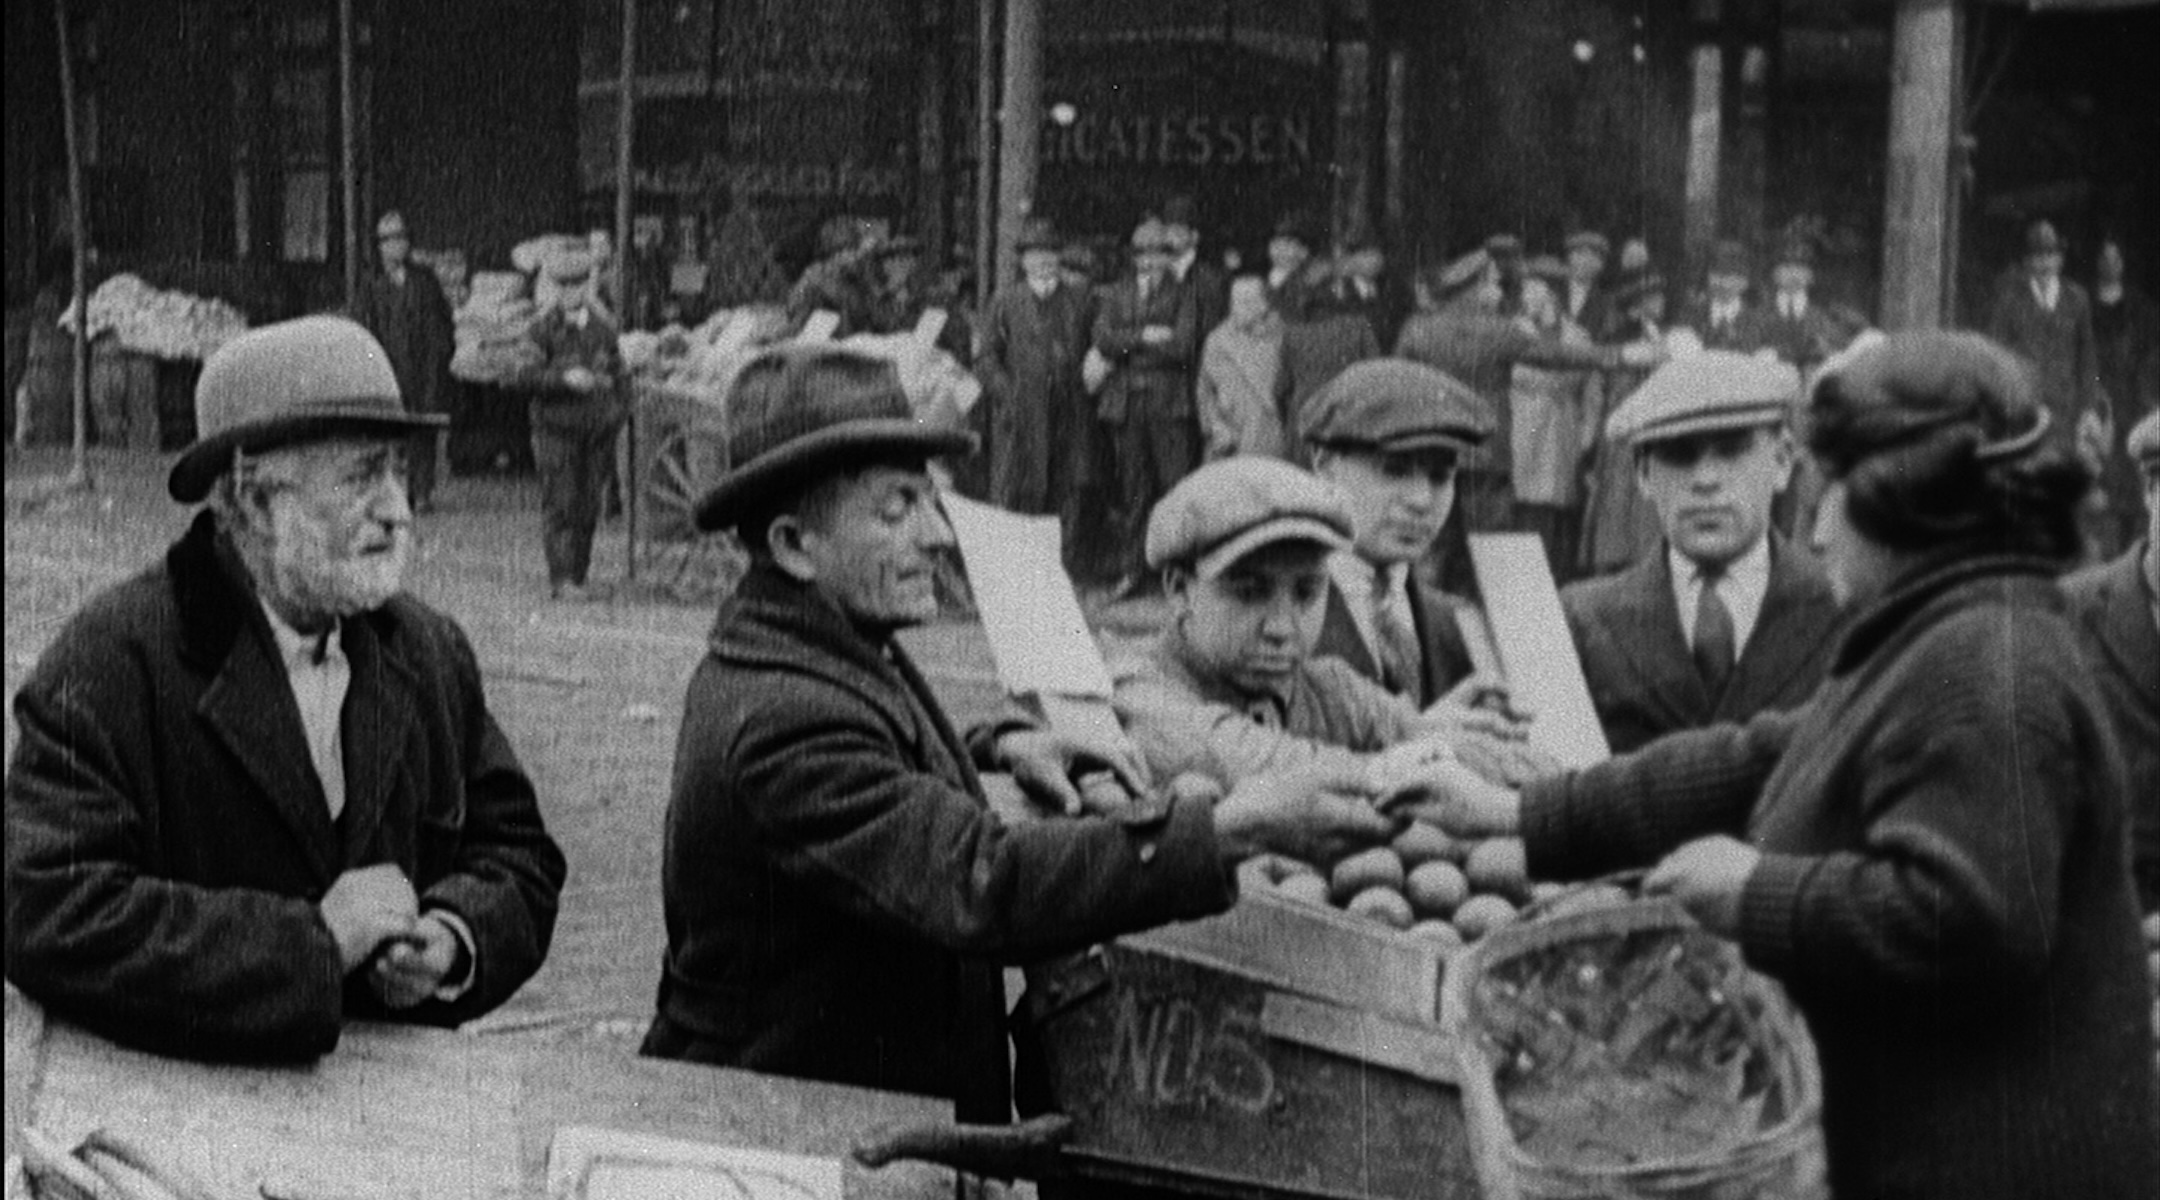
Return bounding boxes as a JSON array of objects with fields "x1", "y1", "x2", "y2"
[
  {"x1": 1680, "y1": 239, "x2": 1760, "y2": 352},
  {"x1": 1751, "y1": 234, "x2": 1849, "y2": 375},
  {"x1": 643, "y1": 344, "x2": 1398, "y2": 1121},
  {"x1": 2062, "y1": 407, "x2": 2160, "y2": 913},
  {"x1": 352, "y1": 210, "x2": 456, "y2": 513},
  {"x1": 1562, "y1": 229, "x2": 1613, "y2": 336},
  {"x1": 523, "y1": 248, "x2": 627, "y2": 601},
  {"x1": 1560, "y1": 351, "x2": 1842, "y2": 753},
  {"x1": 1988, "y1": 219, "x2": 2107, "y2": 469},
  {"x1": 1093, "y1": 216, "x2": 1201, "y2": 596},
  {"x1": 4, "y1": 316, "x2": 566, "y2": 1062},
  {"x1": 976, "y1": 217, "x2": 1093, "y2": 523}
]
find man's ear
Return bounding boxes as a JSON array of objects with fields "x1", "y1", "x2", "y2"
[
  {"x1": 767, "y1": 515, "x2": 822, "y2": 584},
  {"x1": 1769, "y1": 427, "x2": 1798, "y2": 495}
]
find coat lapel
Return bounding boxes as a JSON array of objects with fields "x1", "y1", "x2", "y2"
[
  {"x1": 1722, "y1": 537, "x2": 1837, "y2": 719},
  {"x1": 335, "y1": 613, "x2": 419, "y2": 864},
  {"x1": 1314, "y1": 583, "x2": 1382, "y2": 683},
  {"x1": 2089, "y1": 554, "x2": 2160, "y2": 711},
  {"x1": 1603, "y1": 551, "x2": 1712, "y2": 726}
]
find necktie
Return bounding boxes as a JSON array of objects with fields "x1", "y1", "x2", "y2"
[
  {"x1": 1373, "y1": 571, "x2": 1421, "y2": 696},
  {"x1": 1693, "y1": 566, "x2": 1736, "y2": 695}
]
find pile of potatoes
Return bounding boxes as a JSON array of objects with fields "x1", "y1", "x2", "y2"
[{"x1": 1236, "y1": 820, "x2": 1576, "y2": 953}]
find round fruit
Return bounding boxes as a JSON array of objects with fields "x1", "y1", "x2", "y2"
[
  {"x1": 1405, "y1": 860, "x2": 1471, "y2": 918},
  {"x1": 1451, "y1": 894, "x2": 1521, "y2": 941},
  {"x1": 1345, "y1": 886, "x2": 1414, "y2": 929},
  {"x1": 1464, "y1": 838, "x2": 1531, "y2": 902},
  {"x1": 1277, "y1": 872, "x2": 1332, "y2": 907},
  {"x1": 1391, "y1": 821, "x2": 1468, "y2": 866},
  {"x1": 1329, "y1": 847, "x2": 1407, "y2": 903},
  {"x1": 1408, "y1": 919, "x2": 1466, "y2": 950}
]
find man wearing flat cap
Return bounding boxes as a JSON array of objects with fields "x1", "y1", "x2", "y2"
[
  {"x1": 1562, "y1": 229, "x2": 1612, "y2": 335},
  {"x1": 4, "y1": 316, "x2": 566, "y2": 1062},
  {"x1": 643, "y1": 344, "x2": 1397, "y2": 1121},
  {"x1": 1110, "y1": 456, "x2": 1552, "y2": 793},
  {"x1": 352, "y1": 209, "x2": 455, "y2": 513},
  {"x1": 1299, "y1": 359, "x2": 1507, "y2": 715},
  {"x1": 1987, "y1": 219, "x2": 2106, "y2": 470},
  {"x1": 1093, "y1": 216, "x2": 1202, "y2": 596},
  {"x1": 1680, "y1": 239, "x2": 1760, "y2": 353},
  {"x1": 1559, "y1": 351, "x2": 1842, "y2": 753},
  {"x1": 2063, "y1": 406, "x2": 2160, "y2": 913},
  {"x1": 523, "y1": 247, "x2": 627, "y2": 601},
  {"x1": 976, "y1": 216, "x2": 1093, "y2": 525}
]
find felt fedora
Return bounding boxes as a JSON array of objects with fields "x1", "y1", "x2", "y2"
[
  {"x1": 692, "y1": 343, "x2": 976, "y2": 532},
  {"x1": 168, "y1": 315, "x2": 445, "y2": 503}
]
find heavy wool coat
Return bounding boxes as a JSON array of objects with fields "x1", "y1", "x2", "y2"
[
  {"x1": 1523, "y1": 555, "x2": 2159, "y2": 1200},
  {"x1": 1312, "y1": 573, "x2": 1479, "y2": 710},
  {"x1": 975, "y1": 281, "x2": 1094, "y2": 514},
  {"x1": 1986, "y1": 277, "x2": 2105, "y2": 442},
  {"x1": 1091, "y1": 272, "x2": 1198, "y2": 426},
  {"x1": 351, "y1": 264, "x2": 455, "y2": 415},
  {"x1": 3, "y1": 513, "x2": 566, "y2": 1061},
  {"x1": 2063, "y1": 544, "x2": 2160, "y2": 910},
  {"x1": 1561, "y1": 535, "x2": 1842, "y2": 754},
  {"x1": 642, "y1": 563, "x2": 1234, "y2": 1121}
]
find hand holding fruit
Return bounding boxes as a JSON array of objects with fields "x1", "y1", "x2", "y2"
[
  {"x1": 1212, "y1": 763, "x2": 1399, "y2": 867},
  {"x1": 1642, "y1": 835, "x2": 1760, "y2": 936},
  {"x1": 1375, "y1": 755, "x2": 1521, "y2": 840},
  {"x1": 995, "y1": 726, "x2": 1153, "y2": 816}
]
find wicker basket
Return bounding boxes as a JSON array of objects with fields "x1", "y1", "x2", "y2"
[{"x1": 1442, "y1": 896, "x2": 1827, "y2": 1200}]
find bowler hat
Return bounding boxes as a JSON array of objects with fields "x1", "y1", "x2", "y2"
[
  {"x1": 374, "y1": 210, "x2": 411, "y2": 241},
  {"x1": 2025, "y1": 219, "x2": 2065, "y2": 256},
  {"x1": 168, "y1": 316, "x2": 446, "y2": 503},
  {"x1": 1145, "y1": 457, "x2": 1352, "y2": 577},
  {"x1": 1130, "y1": 218, "x2": 1173, "y2": 253},
  {"x1": 692, "y1": 344, "x2": 976, "y2": 532},
  {"x1": 545, "y1": 248, "x2": 596, "y2": 283},
  {"x1": 1605, "y1": 350, "x2": 1800, "y2": 446},
  {"x1": 1565, "y1": 230, "x2": 1611, "y2": 260},
  {"x1": 2128, "y1": 408, "x2": 2160, "y2": 468},
  {"x1": 1300, "y1": 359, "x2": 1494, "y2": 454},
  {"x1": 1016, "y1": 217, "x2": 1061, "y2": 252},
  {"x1": 1484, "y1": 233, "x2": 1525, "y2": 263}
]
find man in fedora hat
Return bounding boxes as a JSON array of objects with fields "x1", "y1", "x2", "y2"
[
  {"x1": 1751, "y1": 233, "x2": 1848, "y2": 374},
  {"x1": 1265, "y1": 210, "x2": 1321, "y2": 321},
  {"x1": 523, "y1": 247, "x2": 627, "y2": 601},
  {"x1": 1987, "y1": 218, "x2": 2106, "y2": 470},
  {"x1": 2062, "y1": 407, "x2": 2160, "y2": 913},
  {"x1": 1559, "y1": 351, "x2": 1842, "y2": 753},
  {"x1": 1092, "y1": 216, "x2": 1201, "y2": 596},
  {"x1": 975, "y1": 215, "x2": 1093, "y2": 525},
  {"x1": 1680, "y1": 238, "x2": 1760, "y2": 352},
  {"x1": 4, "y1": 316, "x2": 566, "y2": 1062},
  {"x1": 642, "y1": 343, "x2": 1399, "y2": 1120},
  {"x1": 352, "y1": 209, "x2": 455, "y2": 513}
]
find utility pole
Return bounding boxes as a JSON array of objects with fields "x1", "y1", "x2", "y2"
[
  {"x1": 975, "y1": 0, "x2": 998, "y2": 299},
  {"x1": 992, "y1": 0, "x2": 1042, "y2": 293},
  {"x1": 617, "y1": 0, "x2": 640, "y2": 579},
  {"x1": 339, "y1": 0, "x2": 360, "y2": 306},
  {"x1": 1881, "y1": 0, "x2": 1960, "y2": 331},
  {"x1": 55, "y1": 0, "x2": 92, "y2": 490}
]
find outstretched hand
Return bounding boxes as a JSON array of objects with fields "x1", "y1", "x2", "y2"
[
  {"x1": 1213, "y1": 763, "x2": 1399, "y2": 867},
  {"x1": 1373, "y1": 755, "x2": 1521, "y2": 840},
  {"x1": 1643, "y1": 835, "x2": 1760, "y2": 936},
  {"x1": 995, "y1": 727, "x2": 1153, "y2": 816}
]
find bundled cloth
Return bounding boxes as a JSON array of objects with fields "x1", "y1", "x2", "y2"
[
  {"x1": 59, "y1": 273, "x2": 249, "y2": 361},
  {"x1": 451, "y1": 272, "x2": 542, "y2": 385}
]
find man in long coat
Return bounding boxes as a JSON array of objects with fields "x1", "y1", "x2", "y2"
[
  {"x1": 975, "y1": 217, "x2": 1093, "y2": 526},
  {"x1": 1987, "y1": 219, "x2": 2105, "y2": 459},
  {"x1": 1094, "y1": 218, "x2": 1200, "y2": 595},
  {"x1": 1560, "y1": 353, "x2": 1842, "y2": 754},
  {"x1": 4, "y1": 316, "x2": 565, "y2": 1062},
  {"x1": 352, "y1": 210, "x2": 455, "y2": 512},
  {"x1": 642, "y1": 343, "x2": 1394, "y2": 1121}
]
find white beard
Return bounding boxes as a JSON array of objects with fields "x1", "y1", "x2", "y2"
[{"x1": 264, "y1": 499, "x2": 410, "y2": 622}]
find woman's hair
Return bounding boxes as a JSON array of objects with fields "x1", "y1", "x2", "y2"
[{"x1": 1804, "y1": 331, "x2": 2089, "y2": 562}]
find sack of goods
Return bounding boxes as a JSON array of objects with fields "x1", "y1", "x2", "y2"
[
  {"x1": 451, "y1": 271, "x2": 541, "y2": 384},
  {"x1": 1444, "y1": 887, "x2": 1828, "y2": 1200},
  {"x1": 60, "y1": 273, "x2": 249, "y2": 362}
]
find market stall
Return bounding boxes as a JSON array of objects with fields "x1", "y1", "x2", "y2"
[{"x1": 53, "y1": 273, "x2": 250, "y2": 451}]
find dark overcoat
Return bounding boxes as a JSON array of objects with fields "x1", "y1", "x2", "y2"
[
  {"x1": 1560, "y1": 535, "x2": 1841, "y2": 754},
  {"x1": 351, "y1": 264, "x2": 455, "y2": 415},
  {"x1": 1525, "y1": 555, "x2": 2159, "y2": 1200},
  {"x1": 2063, "y1": 544, "x2": 2160, "y2": 910},
  {"x1": 642, "y1": 564, "x2": 1233, "y2": 1121},
  {"x1": 1312, "y1": 574, "x2": 1479, "y2": 710},
  {"x1": 1986, "y1": 277, "x2": 2105, "y2": 442},
  {"x1": 976, "y1": 280, "x2": 1094, "y2": 514},
  {"x1": 3, "y1": 513, "x2": 566, "y2": 1061},
  {"x1": 1092, "y1": 273, "x2": 1198, "y2": 426}
]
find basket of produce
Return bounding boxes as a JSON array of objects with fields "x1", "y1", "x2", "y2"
[{"x1": 1441, "y1": 884, "x2": 1827, "y2": 1200}]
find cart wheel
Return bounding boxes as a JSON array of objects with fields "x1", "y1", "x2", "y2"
[{"x1": 638, "y1": 424, "x2": 747, "y2": 601}]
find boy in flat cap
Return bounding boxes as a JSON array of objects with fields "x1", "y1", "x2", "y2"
[
  {"x1": 2062, "y1": 406, "x2": 2160, "y2": 912},
  {"x1": 1559, "y1": 351, "x2": 1842, "y2": 753},
  {"x1": 5, "y1": 316, "x2": 566, "y2": 1062},
  {"x1": 1110, "y1": 457, "x2": 1550, "y2": 793},
  {"x1": 523, "y1": 249, "x2": 627, "y2": 601},
  {"x1": 645, "y1": 345, "x2": 1398, "y2": 1122},
  {"x1": 1297, "y1": 359, "x2": 1510, "y2": 717},
  {"x1": 1092, "y1": 217, "x2": 1202, "y2": 596}
]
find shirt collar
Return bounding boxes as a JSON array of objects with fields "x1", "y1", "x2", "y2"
[
  {"x1": 1671, "y1": 534, "x2": 1771, "y2": 590},
  {"x1": 1027, "y1": 277, "x2": 1058, "y2": 300},
  {"x1": 259, "y1": 599, "x2": 342, "y2": 670},
  {"x1": 1327, "y1": 551, "x2": 1406, "y2": 602}
]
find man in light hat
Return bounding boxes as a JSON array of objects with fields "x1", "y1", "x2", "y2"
[
  {"x1": 2062, "y1": 406, "x2": 2160, "y2": 913},
  {"x1": 4, "y1": 316, "x2": 566, "y2": 1062},
  {"x1": 1987, "y1": 218, "x2": 2106, "y2": 468},
  {"x1": 523, "y1": 247, "x2": 626, "y2": 601},
  {"x1": 643, "y1": 344, "x2": 1397, "y2": 1120},
  {"x1": 1092, "y1": 216, "x2": 1200, "y2": 596},
  {"x1": 352, "y1": 209, "x2": 456, "y2": 512},
  {"x1": 1111, "y1": 456, "x2": 1552, "y2": 792},
  {"x1": 1559, "y1": 350, "x2": 1842, "y2": 753},
  {"x1": 976, "y1": 216, "x2": 1094, "y2": 527}
]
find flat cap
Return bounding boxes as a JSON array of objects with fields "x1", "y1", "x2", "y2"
[
  {"x1": 1146, "y1": 457, "x2": 1353, "y2": 577},
  {"x1": 1130, "y1": 217, "x2": 1172, "y2": 252},
  {"x1": 2126, "y1": 407, "x2": 2160, "y2": 468},
  {"x1": 1437, "y1": 249, "x2": 1493, "y2": 297},
  {"x1": 2026, "y1": 219, "x2": 2065, "y2": 256},
  {"x1": 1300, "y1": 358, "x2": 1494, "y2": 454},
  {"x1": 1606, "y1": 350, "x2": 1801, "y2": 445},
  {"x1": 1565, "y1": 230, "x2": 1611, "y2": 259},
  {"x1": 545, "y1": 247, "x2": 595, "y2": 283},
  {"x1": 1484, "y1": 233, "x2": 1525, "y2": 262}
]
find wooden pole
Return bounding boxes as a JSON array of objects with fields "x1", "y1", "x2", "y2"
[
  {"x1": 974, "y1": 0, "x2": 997, "y2": 300},
  {"x1": 339, "y1": 0, "x2": 359, "y2": 306},
  {"x1": 992, "y1": 0, "x2": 1041, "y2": 294},
  {"x1": 1881, "y1": 0, "x2": 1960, "y2": 331},
  {"x1": 618, "y1": 0, "x2": 640, "y2": 579},
  {"x1": 55, "y1": 0, "x2": 91, "y2": 489}
]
